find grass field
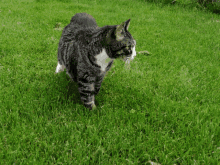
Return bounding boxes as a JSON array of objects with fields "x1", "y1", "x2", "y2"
[{"x1": 0, "y1": 0, "x2": 220, "y2": 164}]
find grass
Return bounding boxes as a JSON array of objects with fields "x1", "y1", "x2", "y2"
[{"x1": 0, "y1": 0, "x2": 220, "y2": 164}]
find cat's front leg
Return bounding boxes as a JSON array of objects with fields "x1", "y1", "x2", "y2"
[
  {"x1": 94, "y1": 75, "x2": 104, "y2": 95},
  {"x1": 77, "y1": 76, "x2": 96, "y2": 110},
  {"x1": 84, "y1": 101, "x2": 96, "y2": 110}
]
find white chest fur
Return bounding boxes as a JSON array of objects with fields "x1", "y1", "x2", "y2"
[
  {"x1": 95, "y1": 48, "x2": 112, "y2": 72},
  {"x1": 131, "y1": 46, "x2": 136, "y2": 60}
]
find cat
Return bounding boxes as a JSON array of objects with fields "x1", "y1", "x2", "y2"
[{"x1": 55, "y1": 13, "x2": 136, "y2": 110}]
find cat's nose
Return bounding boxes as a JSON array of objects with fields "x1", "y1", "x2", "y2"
[{"x1": 133, "y1": 40, "x2": 136, "y2": 46}]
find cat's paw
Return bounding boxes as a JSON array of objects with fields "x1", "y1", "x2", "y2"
[
  {"x1": 91, "y1": 104, "x2": 97, "y2": 110},
  {"x1": 84, "y1": 101, "x2": 96, "y2": 110},
  {"x1": 55, "y1": 62, "x2": 65, "y2": 73}
]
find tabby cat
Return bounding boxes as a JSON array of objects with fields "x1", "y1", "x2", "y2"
[{"x1": 55, "y1": 13, "x2": 136, "y2": 110}]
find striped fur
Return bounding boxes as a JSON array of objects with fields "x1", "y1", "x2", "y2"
[{"x1": 56, "y1": 13, "x2": 136, "y2": 110}]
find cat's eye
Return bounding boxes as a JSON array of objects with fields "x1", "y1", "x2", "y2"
[{"x1": 121, "y1": 30, "x2": 126, "y2": 36}]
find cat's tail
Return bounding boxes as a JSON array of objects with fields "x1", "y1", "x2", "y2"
[{"x1": 70, "y1": 13, "x2": 98, "y2": 28}]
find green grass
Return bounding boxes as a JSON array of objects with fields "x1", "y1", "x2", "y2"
[{"x1": 0, "y1": 0, "x2": 220, "y2": 164}]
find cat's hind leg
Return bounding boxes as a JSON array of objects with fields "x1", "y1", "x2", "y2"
[
  {"x1": 94, "y1": 75, "x2": 104, "y2": 95},
  {"x1": 55, "y1": 62, "x2": 65, "y2": 73}
]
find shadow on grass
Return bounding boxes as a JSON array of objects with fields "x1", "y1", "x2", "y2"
[
  {"x1": 52, "y1": 71, "x2": 82, "y2": 106},
  {"x1": 51, "y1": 71, "x2": 103, "y2": 108},
  {"x1": 138, "y1": 0, "x2": 220, "y2": 14}
]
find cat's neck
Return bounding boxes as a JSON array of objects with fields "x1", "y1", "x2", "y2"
[
  {"x1": 97, "y1": 26, "x2": 117, "y2": 53},
  {"x1": 87, "y1": 25, "x2": 116, "y2": 59}
]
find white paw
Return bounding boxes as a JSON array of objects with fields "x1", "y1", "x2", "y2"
[{"x1": 55, "y1": 62, "x2": 65, "y2": 73}]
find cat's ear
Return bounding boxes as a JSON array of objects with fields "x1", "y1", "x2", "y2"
[
  {"x1": 115, "y1": 19, "x2": 130, "y2": 40},
  {"x1": 124, "y1": 19, "x2": 130, "y2": 31}
]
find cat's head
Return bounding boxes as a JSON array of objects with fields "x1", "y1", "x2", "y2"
[{"x1": 106, "y1": 19, "x2": 136, "y2": 63}]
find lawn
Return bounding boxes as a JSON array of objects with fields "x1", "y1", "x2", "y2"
[{"x1": 0, "y1": 0, "x2": 220, "y2": 164}]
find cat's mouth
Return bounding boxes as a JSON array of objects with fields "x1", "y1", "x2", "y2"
[
  {"x1": 119, "y1": 46, "x2": 136, "y2": 63},
  {"x1": 120, "y1": 55, "x2": 133, "y2": 64}
]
